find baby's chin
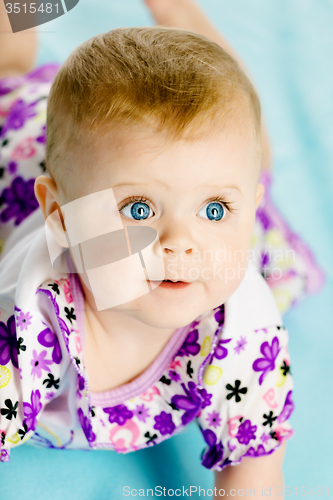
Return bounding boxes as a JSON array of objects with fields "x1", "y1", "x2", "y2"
[
  {"x1": 105, "y1": 272, "x2": 247, "y2": 330},
  {"x1": 120, "y1": 306, "x2": 202, "y2": 331},
  {"x1": 107, "y1": 287, "x2": 227, "y2": 331}
]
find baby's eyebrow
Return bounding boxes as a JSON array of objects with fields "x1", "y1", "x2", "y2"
[
  {"x1": 201, "y1": 184, "x2": 241, "y2": 193},
  {"x1": 113, "y1": 182, "x2": 161, "y2": 188}
]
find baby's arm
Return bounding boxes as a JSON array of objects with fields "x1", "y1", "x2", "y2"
[
  {"x1": 214, "y1": 441, "x2": 286, "y2": 499},
  {"x1": 0, "y1": 1, "x2": 37, "y2": 77}
]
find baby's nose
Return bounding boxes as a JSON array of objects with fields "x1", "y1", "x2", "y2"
[
  {"x1": 156, "y1": 213, "x2": 198, "y2": 257},
  {"x1": 163, "y1": 246, "x2": 193, "y2": 255}
]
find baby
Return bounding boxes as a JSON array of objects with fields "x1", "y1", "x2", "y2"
[{"x1": 1, "y1": 0, "x2": 317, "y2": 496}]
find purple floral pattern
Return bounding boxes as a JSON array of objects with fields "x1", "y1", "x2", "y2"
[
  {"x1": 277, "y1": 390, "x2": 294, "y2": 423},
  {"x1": 0, "y1": 315, "x2": 18, "y2": 369},
  {"x1": 7, "y1": 161, "x2": 18, "y2": 175},
  {"x1": 236, "y1": 419, "x2": 257, "y2": 445},
  {"x1": 1, "y1": 99, "x2": 37, "y2": 135},
  {"x1": 78, "y1": 374, "x2": 85, "y2": 391},
  {"x1": 30, "y1": 350, "x2": 53, "y2": 379},
  {"x1": 0, "y1": 263, "x2": 295, "y2": 466},
  {"x1": 252, "y1": 337, "x2": 281, "y2": 385},
  {"x1": 261, "y1": 433, "x2": 270, "y2": 444},
  {"x1": 177, "y1": 329, "x2": 200, "y2": 357},
  {"x1": 78, "y1": 408, "x2": 96, "y2": 443},
  {"x1": 168, "y1": 369, "x2": 181, "y2": 382},
  {"x1": 153, "y1": 411, "x2": 175, "y2": 435},
  {"x1": 245, "y1": 444, "x2": 268, "y2": 457},
  {"x1": 171, "y1": 381, "x2": 203, "y2": 425},
  {"x1": 256, "y1": 208, "x2": 270, "y2": 231},
  {"x1": 37, "y1": 327, "x2": 62, "y2": 364},
  {"x1": 23, "y1": 390, "x2": 43, "y2": 431},
  {"x1": 103, "y1": 404, "x2": 133, "y2": 426},
  {"x1": 201, "y1": 428, "x2": 224, "y2": 468},
  {"x1": 213, "y1": 338, "x2": 232, "y2": 361},
  {"x1": 0, "y1": 449, "x2": 10, "y2": 462},
  {"x1": 214, "y1": 305, "x2": 225, "y2": 325},
  {"x1": 37, "y1": 289, "x2": 70, "y2": 338},
  {"x1": 0, "y1": 76, "x2": 23, "y2": 97},
  {"x1": 36, "y1": 125, "x2": 46, "y2": 144},
  {"x1": 0, "y1": 176, "x2": 39, "y2": 225},
  {"x1": 16, "y1": 311, "x2": 33, "y2": 331},
  {"x1": 206, "y1": 411, "x2": 222, "y2": 429},
  {"x1": 132, "y1": 404, "x2": 150, "y2": 423},
  {"x1": 234, "y1": 336, "x2": 247, "y2": 354},
  {"x1": 197, "y1": 388, "x2": 212, "y2": 409}
]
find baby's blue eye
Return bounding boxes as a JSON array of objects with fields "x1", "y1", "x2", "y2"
[
  {"x1": 120, "y1": 201, "x2": 153, "y2": 220},
  {"x1": 198, "y1": 201, "x2": 225, "y2": 221}
]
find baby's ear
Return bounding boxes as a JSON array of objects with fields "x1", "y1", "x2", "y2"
[
  {"x1": 34, "y1": 175, "x2": 68, "y2": 248},
  {"x1": 255, "y1": 183, "x2": 265, "y2": 209}
]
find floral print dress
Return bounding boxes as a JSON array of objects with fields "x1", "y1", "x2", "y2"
[{"x1": 0, "y1": 66, "x2": 323, "y2": 464}]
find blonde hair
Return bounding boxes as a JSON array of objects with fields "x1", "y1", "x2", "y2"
[{"x1": 46, "y1": 26, "x2": 261, "y2": 191}]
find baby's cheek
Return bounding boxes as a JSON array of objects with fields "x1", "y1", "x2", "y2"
[
  {"x1": 202, "y1": 263, "x2": 243, "y2": 311},
  {"x1": 205, "y1": 238, "x2": 251, "y2": 306}
]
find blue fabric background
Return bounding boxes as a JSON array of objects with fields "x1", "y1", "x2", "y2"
[{"x1": 1, "y1": 1, "x2": 332, "y2": 498}]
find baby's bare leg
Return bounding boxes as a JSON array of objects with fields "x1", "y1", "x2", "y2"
[
  {"x1": 144, "y1": 0, "x2": 271, "y2": 170},
  {"x1": 0, "y1": 1, "x2": 37, "y2": 78}
]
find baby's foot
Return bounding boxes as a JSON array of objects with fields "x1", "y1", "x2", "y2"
[{"x1": 144, "y1": 0, "x2": 211, "y2": 36}]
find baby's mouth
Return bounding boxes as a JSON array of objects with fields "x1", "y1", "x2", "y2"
[{"x1": 148, "y1": 279, "x2": 193, "y2": 290}]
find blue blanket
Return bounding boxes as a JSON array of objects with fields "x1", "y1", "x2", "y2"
[{"x1": 1, "y1": 0, "x2": 332, "y2": 497}]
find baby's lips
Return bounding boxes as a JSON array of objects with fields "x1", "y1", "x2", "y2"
[
  {"x1": 163, "y1": 278, "x2": 193, "y2": 283},
  {"x1": 147, "y1": 276, "x2": 193, "y2": 283}
]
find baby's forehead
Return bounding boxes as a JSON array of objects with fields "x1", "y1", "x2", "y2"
[
  {"x1": 89, "y1": 110, "x2": 258, "y2": 154},
  {"x1": 65, "y1": 118, "x2": 259, "y2": 202}
]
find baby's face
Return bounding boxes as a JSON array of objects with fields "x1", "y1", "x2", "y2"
[{"x1": 68, "y1": 121, "x2": 263, "y2": 329}]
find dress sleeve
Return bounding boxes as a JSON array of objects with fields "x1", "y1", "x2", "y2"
[
  {"x1": 0, "y1": 299, "x2": 63, "y2": 462},
  {"x1": 252, "y1": 170, "x2": 325, "y2": 315},
  {"x1": 0, "y1": 65, "x2": 59, "y2": 249},
  {"x1": 196, "y1": 324, "x2": 294, "y2": 471}
]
